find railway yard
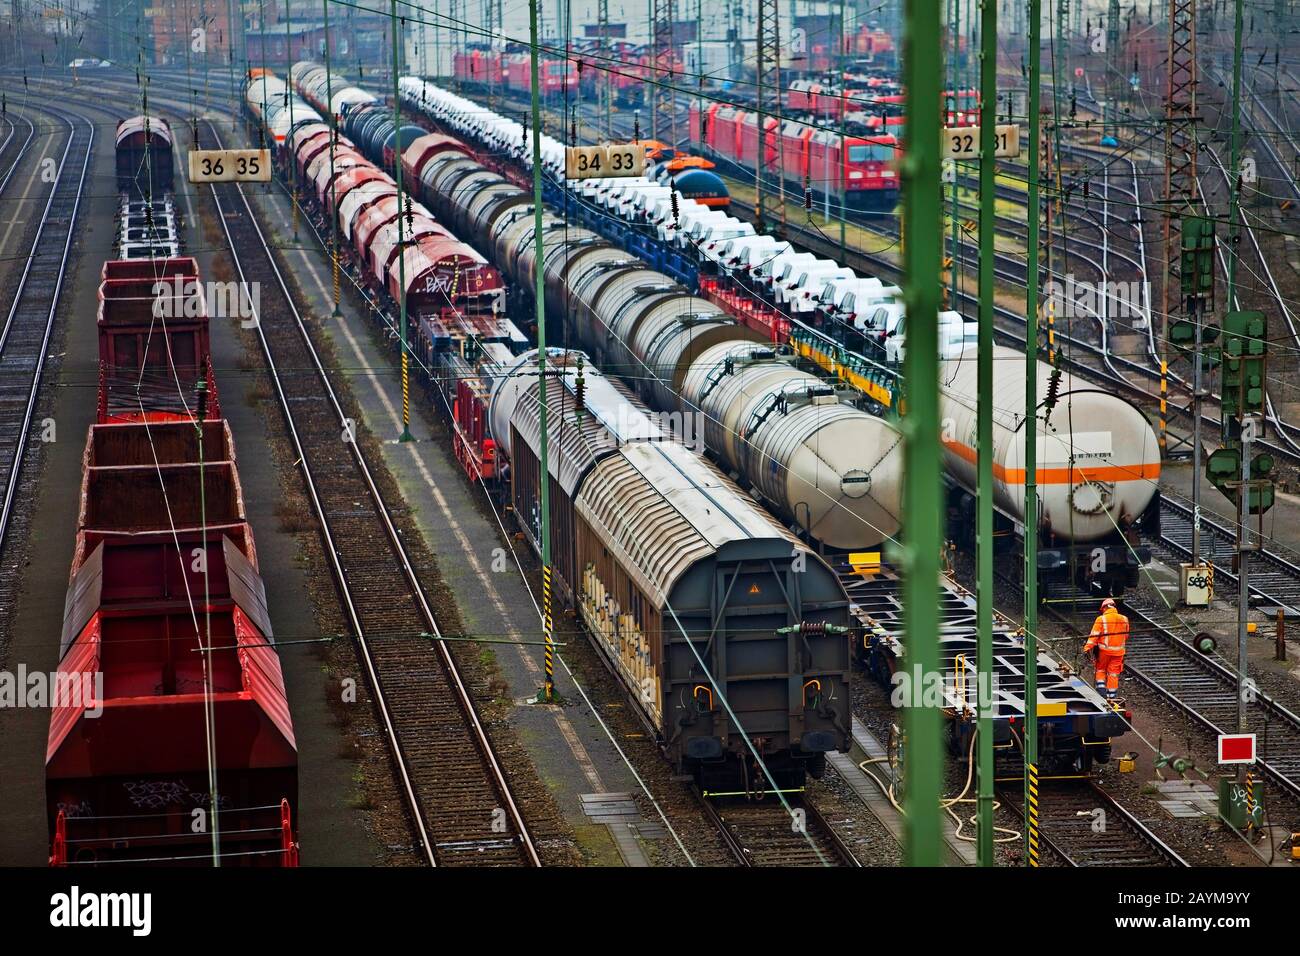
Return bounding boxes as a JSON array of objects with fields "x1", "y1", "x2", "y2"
[{"x1": 0, "y1": 0, "x2": 1293, "y2": 934}]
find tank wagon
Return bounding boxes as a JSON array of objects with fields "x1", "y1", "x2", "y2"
[
  {"x1": 411, "y1": 143, "x2": 904, "y2": 550},
  {"x1": 491, "y1": 349, "x2": 853, "y2": 788},
  {"x1": 290, "y1": 62, "x2": 376, "y2": 122},
  {"x1": 249, "y1": 69, "x2": 506, "y2": 328},
  {"x1": 48, "y1": 251, "x2": 298, "y2": 866},
  {"x1": 940, "y1": 347, "x2": 1160, "y2": 593},
  {"x1": 244, "y1": 72, "x2": 321, "y2": 146}
]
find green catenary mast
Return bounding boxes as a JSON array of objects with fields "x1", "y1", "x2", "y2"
[
  {"x1": 1023, "y1": 0, "x2": 1043, "y2": 867},
  {"x1": 902, "y1": 0, "x2": 945, "y2": 867},
  {"x1": 528, "y1": 0, "x2": 557, "y2": 700},
  {"x1": 975, "y1": 0, "x2": 996, "y2": 867}
]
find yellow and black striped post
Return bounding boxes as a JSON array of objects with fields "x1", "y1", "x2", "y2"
[
  {"x1": 1244, "y1": 770, "x2": 1256, "y2": 831},
  {"x1": 401, "y1": 350, "x2": 411, "y2": 436},
  {"x1": 1026, "y1": 762, "x2": 1041, "y2": 867},
  {"x1": 1159, "y1": 360, "x2": 1168, "y2": 453},
  {"x1": 1046, "y1": 296, "x2": 1057, "y2": 366},
  {"x1": 332, "y1": 245, "x2": 341, "y2": 317},
  {"x1": 542, "y1": 564, "x2": 555, "y2": 700},
  {"x1": 527, "y1": 0, "x2": 559, "y2": 702}
]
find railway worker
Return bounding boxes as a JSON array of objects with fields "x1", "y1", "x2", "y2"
[{"x1": 1084, "y1": 598, "x2": 1129, "y2": 700}]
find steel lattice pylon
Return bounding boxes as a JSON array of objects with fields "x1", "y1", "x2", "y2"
[
  {"x1": 755, "y1": 0, "x2": 784, "y2": 228},
  {"x1": 1162, "y1": 0, "x2": 1198, "y2": 348},
  {"x1": 597, "y1": 0, "x2": 610, "y2": 137},
  {"x1": 651, "y1": 0, "x2": 675, "y2": 143},
  {"x1": 1159, "y1": 0, "x2": 1200, "y2": 454},
  {"x1": 1104, "y1": 0, "x2": 1121, "y2": 136}
]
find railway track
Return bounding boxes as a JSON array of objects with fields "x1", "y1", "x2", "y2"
[
  {"x1": 1001, "y1": 781, "x2": 1188, "y2": 867},
  {"x1": 1042, "y1": 586, "x2": 1300, "y2": 805},
  {"x1": 1159, "y1": 496, "x2": 1300, "y2": 609},
  {"x1": 199, "y1": 119, "x2": 540, "y2": 867},
  {"x1": 698, "y1": 793, "x2": 860, "y2": 866},
  {"x1": 0, "y1": 108, "x2": 37, "y2": 197},
  {"x1": 0, "y1": 106, "x2": 92, "y2": 555}
]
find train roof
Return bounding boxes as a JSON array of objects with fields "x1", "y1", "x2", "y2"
[
  {"x1": 115, "y1": 115, "x2": 172, "y2": 147},
  {"x1": 489, "y1": 349, "x2": 668, "y2": 495},
  {"x1": 576, "y1": 441, "x2": 804, "y2": 609}
]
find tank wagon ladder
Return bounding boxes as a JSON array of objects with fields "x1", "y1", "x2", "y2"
[{"x1": 200, "y1": 118, "x2": 540, "y2": 868}]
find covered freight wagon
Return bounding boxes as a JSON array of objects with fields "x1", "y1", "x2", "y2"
[
  {"x1": 491, "y1": 350, "x2": 851, "y2": 789},
  {"x1": 115, "y1": 115, "x2": 174, "y2": 197}
]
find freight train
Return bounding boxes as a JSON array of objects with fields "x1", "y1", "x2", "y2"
[
  {"x1": 489, "y1": 349, "x2": 854, "y2": 787},
  {"x1": 280, "y1": 65, "x2": 904, "y2": 551},
  {"x1": 260, "y1": 70, "x2": 1128, "y2": 781},
  {"x1": 405, "y1": 121, "x2": 905, "y2": 550},
  {"x1": 255, "y1": 68, "x2": 857, "y2": 789},
  {"x1": 247, "y1": 70, "x2": 507, "y2": 329},
  {"x1": 405, "y1": 78, "x2": 1162, "y2": 597},
  {"x1": 48, "y1": 121, "x2": 299, "y2": 865},
  {"x1": 114, "y1": 116, "x2": 180, "y2": 260}
]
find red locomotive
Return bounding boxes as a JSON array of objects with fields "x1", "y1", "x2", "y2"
[
  {"x1": 691, "y1": 100, "x2": 900, "y2": 210},
  {"x1": 455, "y1": 50, "x2": 577, "y2": 96}
]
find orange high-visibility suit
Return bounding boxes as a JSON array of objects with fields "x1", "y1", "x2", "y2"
[{"x1": 1085, "y1": 605, "x2": 1129, "y2": 699}]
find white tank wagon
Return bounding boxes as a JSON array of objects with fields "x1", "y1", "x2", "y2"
[
  {"x1": 244, "y1": 75, "x2": 287, "y2": 124},
  {"x1": 290, "y1": 61, "x2": 376, "y2": 121},
  {"x1": 244, "y1": 74, "x2": 321, "y2": 145},
  {"x1": 681, "y1": 342, "x2": 904, "y2": 549},
  {"x1": 939, "y1": 346, "x2": 1161, "y2": 590},
  {"x1": 490, "y1": 349, "x2": 852, "y2": 789}
]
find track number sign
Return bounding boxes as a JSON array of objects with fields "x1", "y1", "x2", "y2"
[
  {"x1": 188, "y1": 148, "x2": 271, "y2": 183},
  {"x1": 566, "y1": 143, "x2": 644, "y2": 180},
  {"x1": 942, "y1": 125, "x2": 1021, "y2": 160}
]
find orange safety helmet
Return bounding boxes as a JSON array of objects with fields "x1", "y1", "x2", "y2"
[{"x1": 1100, "y1": 598, "x2": 1117, "y2": 612}]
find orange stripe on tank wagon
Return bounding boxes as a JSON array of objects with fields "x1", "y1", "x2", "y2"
[{"x1": 942, "y1": 440, "x2": 1161, "y2": 485}]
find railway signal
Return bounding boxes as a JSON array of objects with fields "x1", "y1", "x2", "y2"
[
  {"x1": 1167, "y1": 215, "x2": 1216, "y2": 602},
  {"x1": 1218, "y1": 732, "x2": 1257, "y2": 764},
  {"x1": 1220, "y1": 310, "x2": 1267, "y2": 421},
  {"x1": 1167, "y1": 318, "x2": 1220, "y2": 367}
]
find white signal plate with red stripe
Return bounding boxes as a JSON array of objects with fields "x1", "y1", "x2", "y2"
[{"x1": 1217, "y1": 733, "x2": 1256, "y2": 765}]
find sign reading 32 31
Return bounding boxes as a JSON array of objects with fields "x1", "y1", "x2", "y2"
[{"x1": 942, "y1": 125, "x2": 1021, "y2": 160}]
